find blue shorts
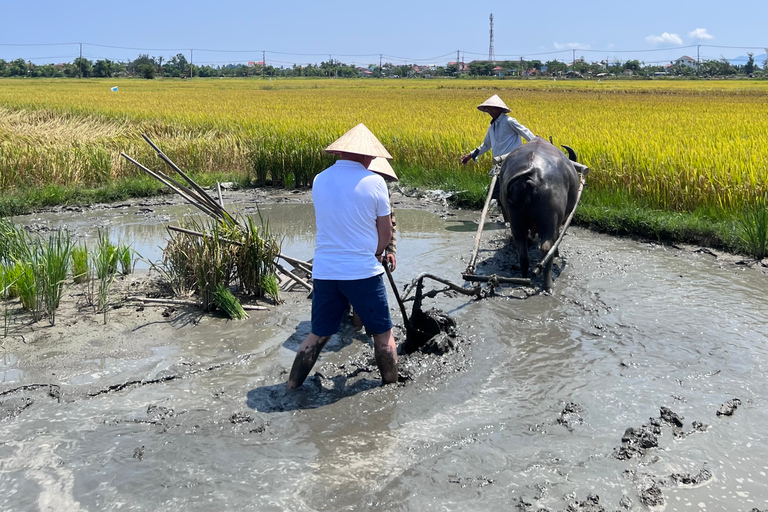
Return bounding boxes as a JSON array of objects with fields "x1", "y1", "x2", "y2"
[{"x1": 311, "y1": 276, "x2": 393, "y2": 336}]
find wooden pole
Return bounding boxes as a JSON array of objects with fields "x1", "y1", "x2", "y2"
[
  {"x1": 461, "y1": 274, "x2": 532, "y2": 286},
  {"x1": 275, "y1": 262, "x2": 312, "y2": 291},
  {"x1": 465, "y1": 173, "x2": 498, "y2": 275},
  {"x1": 278, "y1": 253, "x2": 313, "y2": 273},
  {"x1": 125, "y1": 297, "x2": 267, "y2": 310}
]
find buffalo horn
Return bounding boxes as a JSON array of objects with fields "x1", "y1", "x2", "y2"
[{"x1": 562, "y1": 145, "x2": 578, "y2": 162}]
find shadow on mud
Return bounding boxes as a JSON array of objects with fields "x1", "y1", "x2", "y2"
[
  {"x1": 444, "y1": 219, "x2": 507, "y2": 233},
  {"x1": 246, "y1": 375, "x2": 382, "y2": 413}
]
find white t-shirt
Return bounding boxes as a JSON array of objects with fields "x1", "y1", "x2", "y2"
[{"x1": 311, "y1": 160, "x2": 392, "y2": 280}]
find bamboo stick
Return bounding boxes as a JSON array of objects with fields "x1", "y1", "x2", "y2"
[
  {"x1": 125, "y1": 297, "x2": 268, "y2": 311},
  {"x1": 141, "y1": 134, "x2": 238, "y2": 227},
  {"x1": 121, "y1": 153, "x2": 220, "y2": 219},
  {"x1": 465, "y1": 173, "x2": 498, "y2": 275},
  {"x1": 217, "y1": 182, "x2": 224, "y2": 206},
  {"x1": 278, "y1": 253, "x2": 313, "y2": 273},
  {"x1": 275, "y1": 262, "x2": 312, "y2": 291},
  {"x1": 167, "y1": 225, "x2": 243, "y2": 246}
]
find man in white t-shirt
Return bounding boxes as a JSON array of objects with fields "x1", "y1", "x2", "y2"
[{"x1": 287, "y1": 124, "x2": 398, "y2": 389}]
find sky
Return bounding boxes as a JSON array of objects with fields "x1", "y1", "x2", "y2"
[{"x1": 1, "y1": 0, "x2": 766, "y2": 68}]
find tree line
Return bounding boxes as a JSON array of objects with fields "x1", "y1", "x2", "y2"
[{"x1": 0, "y1": 52, "x2": 765, "y2": 79}]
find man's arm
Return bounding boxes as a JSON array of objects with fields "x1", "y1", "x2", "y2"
[
  {"x1": 461, "y1": 127, "x2": 492, "y2": 164},
  {"x1": 507, "y1": 116, "x2": 535, "y2": 142},
  {"x1": 375, "y1": 215, "x2": 393, "y2": 261}
]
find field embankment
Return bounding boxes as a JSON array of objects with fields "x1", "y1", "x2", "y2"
[{"x1": 1, "y1": 78, "x2": 767, "y2": 251}]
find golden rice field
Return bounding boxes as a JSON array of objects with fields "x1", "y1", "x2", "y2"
[{"x1": 1, "y1": 77, "x2": 768, "y2": 214}]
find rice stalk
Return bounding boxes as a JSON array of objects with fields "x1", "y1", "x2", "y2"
[
  {"x1": 93, "y1": 231, "x2": 117, "y2": 323},
  {"x1": 37, "y1": 229, "x2": 73, "y2": 325}
]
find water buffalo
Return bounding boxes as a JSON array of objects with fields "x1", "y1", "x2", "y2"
[{"x1": 498, "y1": 137, "x2": 580, "y2": 290}]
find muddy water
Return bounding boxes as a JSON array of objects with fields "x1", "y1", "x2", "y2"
[{"x1": 3, "y1": 200, "x2": 768, "y2": 511}]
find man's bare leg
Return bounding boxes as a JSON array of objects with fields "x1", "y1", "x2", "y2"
[
  {"x1": 373, "y1": 329, "x2": 398, "y2": 385},
  {"x1": 287, "y1": 333, "x2": 331, "y2": 389}
]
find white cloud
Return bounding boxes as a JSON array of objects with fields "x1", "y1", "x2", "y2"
[
  {"x1": 689, "y1": 28, "x2": 713, "y2": 40},
  {"x1": 554, "y1": 42, "x2": 590, "y2": 50},
  {"x1": 645, "y1": 32, "x2": 683, "y2": 45}
]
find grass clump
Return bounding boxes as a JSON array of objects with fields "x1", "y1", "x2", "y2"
[
  {"x1": 72, "y1": 243, "x2": 90, "y2": 284},
  {"x1": 158, "y1": 214, "x2": 281, "y2": 311},
  {"x1": 738, "y1": 193, "x2": 768, "y2": 259},
  {"x1": 117, "y1": 244, "x2": 133, "y2": 275}
]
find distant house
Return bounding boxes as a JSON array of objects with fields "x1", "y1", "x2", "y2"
[
  {"x1": 674, "y1": 55, "x2": 697, "y2": 69},
  {"x1": 447, "y1": 61, "x2": 468, "y2": 73}
]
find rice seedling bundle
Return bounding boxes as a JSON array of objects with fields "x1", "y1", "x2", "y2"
[
  {"x1": 214, "y1": 284, "x2": 248, "y2": 320},
  {"x1": 2, "y1": 78, "x2": 767, "y2": 215}
]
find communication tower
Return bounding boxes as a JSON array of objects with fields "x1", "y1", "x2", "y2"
[{"x1": 489, "y1": 13, "x2": 495, "y2": 62}]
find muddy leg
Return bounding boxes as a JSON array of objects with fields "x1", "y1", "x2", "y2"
[
  {"x1": 543, "y1": 258, "x2": 554, "y2": 290},
  {"x1": 373, "y1": 329, "x2": 398, "y2": 385},
  {"x1": 287, "y1": 334, "x2": 331, "y2": 389},
  {"x1": 512, "y1": 227, "x2": 529, "y2": 277}
]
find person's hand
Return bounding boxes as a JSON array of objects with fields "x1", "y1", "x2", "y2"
[
  {"x1": 385, "y1": 253, "x2": 396, "y2": 272},
  {"x1": 375, "y1": 252, "x2": 384, "y2": 263},
  {"x1": 461, "y1": 153, "x2": 472, "y2": 165}
]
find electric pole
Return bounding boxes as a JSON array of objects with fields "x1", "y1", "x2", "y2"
[
  {"x1": 379, "y1": 54, "x2": 382, "y2": 77},
  {"x1": 190, "y1": 49, "x2": 193, "y2": 78},
  {"x1": 456, "y1": 50, "x2": 460, "y2": 75},
  {"x1": 78, "y1": 43, "x2": 82, "y2": 78},
  {"x1": 262, "y1": 51, "x2": 266, "y2": 79},
  {"x1": 572, "y1": 49, "x2": 576, "y2": 73},
  {"x1": 697, "y1": 45, "x2": 700, "y2": 75}
]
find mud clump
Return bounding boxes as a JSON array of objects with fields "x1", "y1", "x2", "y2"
[
  {"x1": 638, "y1": 483, "x2": 664, "y2": 509},
  {"x1": 614, "y1": 406, "x2": 702, "y2": 460},
  {"x1": 515, "y1": 493, "x2": 610, "y2": 512},
  {"x1": 0, "y1": 396, "x2": 34, "y2": 420},
  {"x1": 624, "y1": 466, "x2": 713, "y2": 511},
  {"x1": 447, "y1": 475, "x2": 494, "y2": 488},
  {"x1": 716, "y1": 398, "x2": 741, "y2": 416},
  {"x1": 400, "y1": 308, "x2": 457, "y2": 356},
  {"x1": 557, "y1": 402, "x2": 584, "y2": 431},
  {"x1": 659, "y1": 405, "x2": 684, "y2": 427},
  {"x1": 657, "y1": 468, "x2": 713, "y2": 487}
]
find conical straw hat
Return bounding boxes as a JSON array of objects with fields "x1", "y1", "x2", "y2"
[
  {"x1": 477, "y1": 94, "x2": 511, "y2": 113},
  {"x1": 367, "y1": 157, "x2": 398, "y2": 181},
  {"x1": 325, "y1": 123, "x2": 392, "y2": 159}
]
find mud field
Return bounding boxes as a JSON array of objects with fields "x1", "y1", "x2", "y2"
[{"x1": 2, "y1": 187, "x2": 768, "y2": 512}]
